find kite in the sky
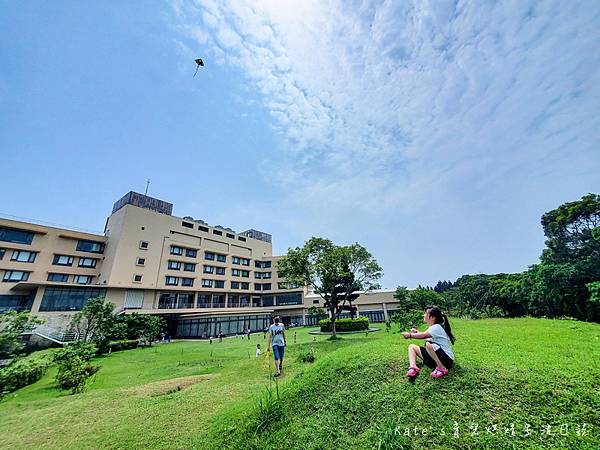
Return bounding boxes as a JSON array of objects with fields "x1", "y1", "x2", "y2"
[{"x1": 193, "y1": 58, "x2": 204, "y2": 77}]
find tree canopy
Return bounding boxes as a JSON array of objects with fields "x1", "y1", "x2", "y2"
[{"x1": 277, "y1": 237, "x2": 382, "y2": 337}]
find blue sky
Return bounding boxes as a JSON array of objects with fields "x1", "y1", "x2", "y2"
[{"x1": 1, "y1": 1, "x2": 599, "y2": 288}]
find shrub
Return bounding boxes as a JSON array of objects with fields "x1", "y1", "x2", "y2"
[
  {"x1": 55, "y1": 356, "x2": 100, "y2": 394},
  {"x1": 54, "y1": 341, "x2": 97, "y2": 362},
  {"x1": 0, "y1": 350, "x2": 55, "y2": 397},
  {"x1": 297, "y1": 349, "x2": 315, "y2": 363},
  {"x1": 319, "y1": 317, "x2": 369, "y2": 332},
  {"x1": 390, "y1": 309, "x2": 423, "y2": 331},
  {"x1": 107, "y1": 339, "x2": 138, "y2": 352}
]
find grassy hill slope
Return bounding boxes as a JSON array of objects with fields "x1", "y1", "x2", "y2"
[{"x1": 1, "y1": 318, "x2": 598, "y2": 449}]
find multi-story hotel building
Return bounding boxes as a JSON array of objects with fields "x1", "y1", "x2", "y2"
[{"x1": 0, "y1": 192, "x2": 397, "y2": 339}]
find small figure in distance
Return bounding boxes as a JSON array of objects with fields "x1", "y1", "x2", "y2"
[{"x1": 267, "y1": 316, "x2": 286, "y2": 377}]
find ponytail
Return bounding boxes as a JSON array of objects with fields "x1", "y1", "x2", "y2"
[
  {"x1": 441, "y1": 312, "x2": 455, "y2": 345},
  {"x1": 425, "y1": 306, "x2": 456, "y2": 345}
]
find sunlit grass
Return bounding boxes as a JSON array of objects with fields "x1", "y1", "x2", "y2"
[{"x1": 1, "y1": 318, "x2": 598, "y2": 449}]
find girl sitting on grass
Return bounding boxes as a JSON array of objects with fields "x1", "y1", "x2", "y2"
[{"x1": 402, "y1": 305, "x2": 456, "y2": 379}]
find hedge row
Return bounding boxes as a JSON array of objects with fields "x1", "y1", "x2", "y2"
[
  {"x1": 107, "y1": 339, "x2": 138, "y2": 352},
  {"x1": 0, "y1": 350, "x2": 55, "y2": 397},
  {"x1": 319, "y1": 317, "x2": 369, "y2": 332}
]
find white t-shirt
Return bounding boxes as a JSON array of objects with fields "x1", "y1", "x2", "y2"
[
  {"x1": 426, "y1": 324, "x2": 454, "y2": 360},
  {"x1": 256, "y1": 348, "x2": 262, "y2": 357},
  {"x1": 269, "y1": 323, "x2": 286, "y2": 346}
]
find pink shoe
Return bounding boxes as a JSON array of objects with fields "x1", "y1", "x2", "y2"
[
  {"x1": 406, "y1": 367, "x2": 421, "y2": 378},
  {"x1": 431, "y1": 367, "x2": 449, "y2": 378}
]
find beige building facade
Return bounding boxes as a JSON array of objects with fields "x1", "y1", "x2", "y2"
[{"x1": 0, "y1": 192, "x2": 397, "y2": 338}]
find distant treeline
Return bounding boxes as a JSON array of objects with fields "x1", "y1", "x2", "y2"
[{"x1": 399, "y1": 194, "x2": 600, "y2": 323}]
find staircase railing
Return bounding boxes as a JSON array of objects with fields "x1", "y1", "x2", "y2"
[{"x1": 30, "y1": 325, "x2": 80, "y2": 345}]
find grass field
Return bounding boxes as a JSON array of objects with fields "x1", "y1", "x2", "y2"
[{"x1": 1, "y1": 318, "x2": 599, "y2": 449}]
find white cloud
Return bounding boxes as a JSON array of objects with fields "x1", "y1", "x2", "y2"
[{"x1": 172, "y1": 0, "x2": 600, "y2": 284}]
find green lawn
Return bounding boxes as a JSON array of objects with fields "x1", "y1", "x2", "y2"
[{"x1": 1, "y1": 318, "x2": 599, "y2": 449}]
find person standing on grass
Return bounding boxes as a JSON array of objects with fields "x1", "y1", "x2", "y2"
[
  {"x1": 267, "y1": 316, "x2": 286, "y2": 377},
  {"x1": 402, "y1": 305, "x2": 456, "y2": 379}
]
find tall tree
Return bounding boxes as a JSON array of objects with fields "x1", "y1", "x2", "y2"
[
  {"x1": 541, "y1": 193, "x2": 600, "y2": 264},
  {"x1": 277, "y1": 237, "x2": 382, "y2": 338},
  {"x1": 69, "y1": 297, "x2": 115, "y2": 347}
]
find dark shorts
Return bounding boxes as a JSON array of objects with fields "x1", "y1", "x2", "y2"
[
  {"x1": 272, "y1": 345, "x2": 285, "y2": 361},
  {"x1": 419, "y1": 345, "x2": 454, "y2": 370}
]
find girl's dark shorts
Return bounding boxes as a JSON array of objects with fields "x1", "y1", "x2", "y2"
[{"x1": 419, "y1": 345, "x2": 454, "y2": 369}]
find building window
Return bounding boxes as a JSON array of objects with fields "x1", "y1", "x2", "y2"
[
  {"x1": 0, "y1": 248, "x2": 5, "y2": 260},
  {"x1": 205, "y1": 251, "x2": 215, "y2": 260},
  {"x1": 215, "y1": 280, "x2": 225, "y2": 289},
  {"x1": 241, "y1": 258, "x2": 250, "y2": 266},
  {"x1": 231, "y1": 281, "x2": 240, "y2": 289},
  {"x1": 313, "y1": 299, "x2": 319, "y2": 304},
  {"x1": 185, "y1": 248, "x2": 197, "y2": 258},
  {"x1": 212, "y1": 230, "x2": 222, "y2": 236},
  {"x1": 241, "y1": 282, "x2": 249, "y2": 290},
  {"x1": 170, "y1": 246, "x2": 183, "y2": 256},
  {"x1": 255, "y1": 261, "x2": 262, "y2": 268},
  {"x1": 133, "y1": 274, "x2": 143, "y2": 283},
  {"x1": 0, "y1": 293, "x2": 35, "y2": 312},
  {"x1": 0, "y1": 227, "x2": 34, "y2": 245},
  {"x1": 262, "y1": 272, "x2": 272, "y2": 279},
  {"x1": 182, "y1": 277, "x2": 194, "y2": 287},
  {"x1": 202, "y1": 279, "x2": 213, "y2": 288},
  {"x1": 232, "y1": 268, "x2": 241, "y2": 277},
  {"x1": 275, "y1": 293, "x2": 303, "y2": 306},
  {"x1": 262, "y1": 283, "x2": 271, "y2": 291},
  {"x1": 241, "y1": 270, "x2": 249, "y2": 278},
  {"x1": 238, "y1": 236, "x2": 246, "y2": 242},
  {"x1": 198, "y1": 225, "x2": 209, "y2": 232},
  {"x1": 215, "y1": 267, "x2": 225, "y2": 275},
  {"x1": 76, "y1": 240, "x2": 105, "y2": 254},
  {"x1": 184, "y1": 262, "x2": 196, "y2": 272},
  {"x1": 203, "y1": 265, "x2": 214, "y2": 274},
  {"x1": 255, "y1": 272, "x2": 262, "y2": 279},
  {"x1": 139, "y1": 241, "x2": 149, "y2": 249},
  {"x1": 11, "y1": 250, "x2": 37, "y2": 263},
  {"x1": 182, "y1": 221, "x2": 194, "y2": 229},
  {"x1": 73, "y1": 275, "x2": 92, "y2": 285},
  {"x1": 136, "y1": 257, "x2": 145, "y2": 266},
  {"x1": 263, "y1": 261, "x2": 272, "y2": 268},
  {"x1": 48, "y1": 273, "x2": 69, "y2": 283},
  {"x1": 39, "y1": 287, "x2": 106, "y2": 311},
  {"x1": 226, "y1": 233, "x2": 235, "y2": 239},
  {"x1": 165, "y1": 276, "x2": 179, "y2": 286},
  {"x1": 53, "y1": 255, "x2": 74, "y2": 266},
  {"x1": 168, "y1": 260, "x2": 182, "y2": 270},
  {"x1": 2, "y1": 271, "x2": 30, "y2": 282},
  {"x1": 78, "y1": 258, "x2": 97, "y2": 268},
  {"x1": 254, "y1": 283, "x2": 261, "y2": 291},
  {"x1": 216, "y1": 254, "x2": 227, "y2": 263},
  {"x1": 232, "y1": 256, "x2": 241, "y2": 265}
]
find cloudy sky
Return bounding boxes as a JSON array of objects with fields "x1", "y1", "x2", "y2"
[{"x1": 1, "y1": 1, "x2": 598, "y2": 287}]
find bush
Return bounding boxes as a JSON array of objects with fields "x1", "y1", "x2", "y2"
[
  {"x1": 390, "y1": 309, "x2": 423, "y2": 331},
  {"x1": 0, "y1": 350, "x2": 54, "y2": 397},
  {"x1": 319, "y1": 317, "x2": 369, "y2": 332},
  {"x1": 297, "y1": 349, "x2": 315, "y2": 363},
  {"x1": 107, "y1": 339, "x2": 138, "y2": 352},
  {"x1": 54, "y1": 341, "x2": 97, "y2": 362},
  {"x1": 55, "y1": 356, "x2": 100, "y2": 394}
]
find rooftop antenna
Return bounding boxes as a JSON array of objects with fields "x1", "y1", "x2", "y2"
[{"x1": 145, "y1": 179, "x2": 150, "y2": 196}]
